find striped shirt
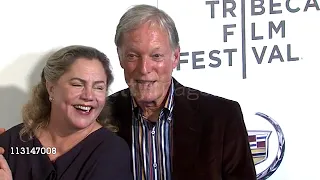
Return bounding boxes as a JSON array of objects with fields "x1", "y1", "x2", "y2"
[{"x1": 131, "y1": 81, "x2": 175, "y2": 180}]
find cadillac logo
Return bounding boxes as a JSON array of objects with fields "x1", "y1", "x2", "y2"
[{"x1": 248, "y1": 112, "x2": 285, "y2": 179}]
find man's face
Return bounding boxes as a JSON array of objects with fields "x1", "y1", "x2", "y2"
[{"x1": 118, "y1": 22, "x2": 180, "y2": 103}]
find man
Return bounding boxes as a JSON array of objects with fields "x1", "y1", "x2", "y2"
[
  {"x1": 0, "y1": 4, "x2": 256, "y2": 180},
  {"x1": 107, "y1": 4, "x2": 256, "y2": 180}
]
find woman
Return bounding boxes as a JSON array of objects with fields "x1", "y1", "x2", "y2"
[{"x1": 0, "y1": 45, "x2": 133, "y2": 180}]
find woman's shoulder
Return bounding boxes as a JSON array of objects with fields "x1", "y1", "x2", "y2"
[
  {"x1": 0, "y1": 123, "x2": 24, "y2": 142},
  {"x1": 96, "y1": 128, "x2": 129, "y2": 149},
  {"x1": 0, "y1": 123, "x2": 26, "y2": 159},
  {"x1": 81, "y1": 128, "x2": 133, "y2": 179},
  {"x1": 90, "y1": 128, "x2": 130, "y2": 156}
]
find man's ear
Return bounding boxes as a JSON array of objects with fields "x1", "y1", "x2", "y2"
[
  {"x1": 117, "y1": 48, "x2": 125, "y2": 69},
  {"x1": 117, "y1": 48, "x2": 120, "y2": 60},
  {"x1": 172, "y1": 46, "x2": 180, "y2": 69}
]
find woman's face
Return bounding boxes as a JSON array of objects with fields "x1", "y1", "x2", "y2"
[{"x1": 46, "y1": 58, "x2": 107, "y2": 130}]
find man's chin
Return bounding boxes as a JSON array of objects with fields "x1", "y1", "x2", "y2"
[{"x1": 132, "y1": 93, "x2": 159, "y2": 103}]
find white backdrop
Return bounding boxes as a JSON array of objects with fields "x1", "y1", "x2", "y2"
[{"x1": 0, "y1": 0, "x2": 319, "y2": 179}]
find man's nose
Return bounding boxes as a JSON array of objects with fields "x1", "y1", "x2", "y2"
[{"x1": 137, "y1": 57, "x2": 152, "y2": 75}]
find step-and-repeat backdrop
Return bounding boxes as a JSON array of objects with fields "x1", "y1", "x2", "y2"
[{"x1": 0, "y1": 0, "x2": 319, "y2": 179}]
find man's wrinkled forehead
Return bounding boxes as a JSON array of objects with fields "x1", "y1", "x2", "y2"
[{"x1": 120, "y1": 22, "x2": 169, "y2": 45}]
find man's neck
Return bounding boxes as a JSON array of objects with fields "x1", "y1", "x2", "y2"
[
  {"x1": 136, "y1": 95, "x2": 166, "y2": 122},
  {"x1": 136, "y1": 86, "x2": 172, "y2": 122}
]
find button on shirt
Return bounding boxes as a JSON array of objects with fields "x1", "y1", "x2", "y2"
[{"x1": 131, "y1": 81, "x2": 174, "y2": 180}]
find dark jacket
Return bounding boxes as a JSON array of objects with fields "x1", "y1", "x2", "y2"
[{"x1": 108, "y1": 78, "x2": 256, "y2": 180}]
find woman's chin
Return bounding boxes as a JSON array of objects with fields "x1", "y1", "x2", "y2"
[{"x1": 69, "y1": 117, "x2": 96, "y2": 130}]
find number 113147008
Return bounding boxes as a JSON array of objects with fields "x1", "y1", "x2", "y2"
[{"x1": 10, "y1": 147, "x2": 56, "y2": 155}]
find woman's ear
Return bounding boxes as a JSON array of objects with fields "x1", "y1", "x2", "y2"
[{"x1": 46, "y1": 81, "x2": 55, "y2": 99}]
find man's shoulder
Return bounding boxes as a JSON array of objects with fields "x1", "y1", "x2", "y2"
[
  {"x1": 180, "y1": 84, "x2": 239, "y2": 108},
  {"x1": 181, "y1": 85, "x2": 243, "y2": 128},
  {"x1": 106, "y1": 88, "x2": 132, "y2": 117},
  {"x1": 107, "y1": 88, "x2": 130, "y2": 103}
]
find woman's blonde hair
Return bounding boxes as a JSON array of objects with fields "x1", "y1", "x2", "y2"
[{"x1": 20, "y1": 45, "x2": 117, "y2": 140}]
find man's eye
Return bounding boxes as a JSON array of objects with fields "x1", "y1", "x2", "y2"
[
  {"x1": 95, "y1": 86, "x2": 104, "y2": 90},
  {"x1": 152, "y1": 54, "x2": 164, "y2": 61},
  {"x1": 127, "y1": 54, "x2": 137, "y2": 58}
]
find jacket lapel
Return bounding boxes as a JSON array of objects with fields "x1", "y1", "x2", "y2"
[{"x1": 172, "y1": 79, "x2": 202, "y2": 177}]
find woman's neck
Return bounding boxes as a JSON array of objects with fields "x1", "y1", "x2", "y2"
[{"x1": 36, "y1": 120, "x2": 101, "y2": 161}]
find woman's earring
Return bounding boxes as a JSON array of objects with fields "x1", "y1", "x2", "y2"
[{"x1": 49, "y1": 96, "x2": 53, "y2": 102}]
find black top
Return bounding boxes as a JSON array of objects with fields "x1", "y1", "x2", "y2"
[{"x1": 0, "y1": 123, "x2": 133, "y2": 180}]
